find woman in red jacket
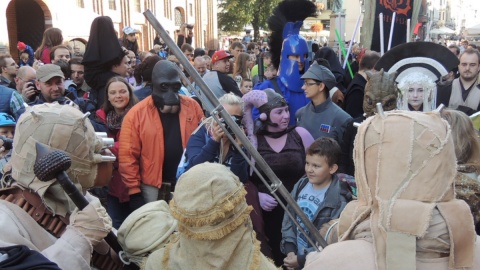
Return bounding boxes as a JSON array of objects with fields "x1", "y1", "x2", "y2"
[
  {"x1": 96, "y1": 76, "x2": 138, "y2": 228},
  {"x1": 34, "y1": 28, "x2": 63, "y2": 64}
]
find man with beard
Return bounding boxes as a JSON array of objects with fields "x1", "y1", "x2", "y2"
[
  {"x1": 437, "y1": 48, "x2": 480, "y2": 115},
  {"x1": 119, "y1": 60, "x2": 204, "y2": 211}
]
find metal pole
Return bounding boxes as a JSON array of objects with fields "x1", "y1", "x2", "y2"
[
  {"x1": 174, "y1": 65, "x2": 321, "y2": 252},
  {"x1": 143, "y1": 10, "x2": 327, "y2": 250}
]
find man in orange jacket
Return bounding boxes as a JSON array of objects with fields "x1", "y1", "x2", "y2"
[{"x1": 119, "y1": 60, "x2": 204, "y2": 211}]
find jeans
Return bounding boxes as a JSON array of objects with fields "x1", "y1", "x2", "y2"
[{"x1": 106, "y1": 194, "x2": 131, "y2": 229}]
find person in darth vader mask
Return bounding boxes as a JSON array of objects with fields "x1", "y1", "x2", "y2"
[{"x1": 119, "y1": 60, "x2": 204, "y2": 211}]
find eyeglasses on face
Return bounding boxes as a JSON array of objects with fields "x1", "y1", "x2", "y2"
[{"x1": 303, "y1": 81, "x2": 319, "y2": 86}]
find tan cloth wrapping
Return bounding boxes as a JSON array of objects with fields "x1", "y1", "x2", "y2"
[
  {"x1": 336, "y1": 111, "x2": 475, "y2": 270},
  {"x1": 144, "y1": 163, "x2": 278, "y2": 270},
  {"x1": 69, "y1": 193, "x2": 112, "y2": 246},
  {"x1": 304, "y1": 237, "x2": 480, "y2": 270},
  {"x1": 10, "y1": 103, "x2": 104, "y2": 216},
  {"x1": 117, "y1": 200, "x2": 177, "y2": 267},
  {"x1": 0, "y1": 200, "x2": 93, "y2": 269}
]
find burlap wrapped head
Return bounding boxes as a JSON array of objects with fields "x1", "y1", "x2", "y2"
[
  {"x1": 11, "y1": 103, "x2": 104, "y2": 217},
  {"x1": 338, "y1": 110, "x2": 475, "y2": 270},
  {"x1": 154, "y1": 162, "x2": 277, "y2": 270},
  {"x1": 117, "y1": 200, "x2": 177, "y2": 267},
  {"x1": 170, "y1": 162, "x2": 252, "y2": 240}
]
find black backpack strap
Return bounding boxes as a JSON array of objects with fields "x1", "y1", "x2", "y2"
[{"x1": 269, "y1": 78, "x2": 283, "y2": 95}]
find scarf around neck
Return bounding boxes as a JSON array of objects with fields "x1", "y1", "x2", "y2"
[{"x1": 106, "y1": 110, "x2": 127, "y2": 131}]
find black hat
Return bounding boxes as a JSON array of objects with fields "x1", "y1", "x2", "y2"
[{"x1": 374, "y1": 42, "x2": 459, "y2": 83}]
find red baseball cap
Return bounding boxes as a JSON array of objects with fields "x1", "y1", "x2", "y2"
[
  {"x1": 211, "y1": 50, "x2": 233, "y2": 63},
  {"x1": 17, "y1": 41, "x2": 26, "y2": 51}
]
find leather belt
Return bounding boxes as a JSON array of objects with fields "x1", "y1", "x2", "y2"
[{"x1": 0, "y1": 186, "x2": 127, "y2": 270}]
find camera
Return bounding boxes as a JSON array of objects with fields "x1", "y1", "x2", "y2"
[
  {"x1": 220, "y1": 115, "x2": 243, "y2": 139},
  {"x1": 186, "y1": 24, "x2": 194, "y2": 29},
  {"x1": 28, "y1": 80, "x2": 40, "y2": 93}
]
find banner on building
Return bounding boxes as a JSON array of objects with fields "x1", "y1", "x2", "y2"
[{"x1": 370, "y1": 0, "x2": 414, "y2": 52}]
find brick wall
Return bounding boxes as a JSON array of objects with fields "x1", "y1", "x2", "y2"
[{"x1": 6, "y1": 0, "x2": 18, "y2": 60}]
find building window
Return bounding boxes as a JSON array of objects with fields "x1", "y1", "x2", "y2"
[
  {"x1": 164, "y1": 0, "x2": 170, "y2": 18},
  {"x1": 135, "y1": 0, "x2": 141, "y2": 12},
  {"x1": 174, "y1": 8, "x2": 184, "y2": 27},
  {"x1": 189, "y1": 3, "x2": 193, "y2": 16},
  {"x1": 77, "y1": 0, "x2": 84, "y2": 8},
  {"x1": 109, "y1": 0, "x2": 116, "y2": 10}
]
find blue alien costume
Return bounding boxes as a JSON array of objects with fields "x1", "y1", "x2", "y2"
[{"x1": 254, "y1": 12, "x2": 313, "y2": 126}]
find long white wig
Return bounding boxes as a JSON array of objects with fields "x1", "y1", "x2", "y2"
[{"x1": 397, "y1": 72, "x2": 437, "y2": 112}]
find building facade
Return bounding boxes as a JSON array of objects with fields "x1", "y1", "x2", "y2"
[
  {"x1": 448, "y1": 0, "x2": 480, "y2": 36},
  {"x1": 303, "y1": 0, "x2": 362, "y2": 44},
  {"x1": 0, "y1": 0, "x2": 218, "y2": 59}
]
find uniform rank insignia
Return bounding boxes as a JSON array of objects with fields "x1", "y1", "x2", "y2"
[{"x1": 320, "y1": 124, "x2": 331, "y2": 133}]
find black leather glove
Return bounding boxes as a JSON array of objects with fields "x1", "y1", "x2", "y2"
[{"x1": 129, "y1": 193, "x2": 146, "y2": 212}]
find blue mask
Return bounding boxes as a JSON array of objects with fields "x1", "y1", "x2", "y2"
[{"x1": 279, "y1": 21, "x2": 310, "y2": 91}]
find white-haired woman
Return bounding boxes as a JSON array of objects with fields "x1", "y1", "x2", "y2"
[
  {"x1": 397, "y1": 73, "x2": 437, "y2": 112},
  {"x1": 181, "y1": 93, "x2": 248, "y2": 182}
]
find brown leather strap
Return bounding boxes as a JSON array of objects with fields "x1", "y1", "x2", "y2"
[
  {"x1": 0, "y1": 187, "x2": 68, "y2": 237},
  {"x1": 0, "y1": 186, "x2": 127, "y2": 270}
]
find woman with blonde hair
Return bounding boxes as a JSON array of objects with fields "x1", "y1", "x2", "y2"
[
  {"x1": 181, "y1": 93, "x2": 247, "y2": 182},
  {"x1": 233, "y1": 52, "x2": 254, "y2": 87},
  {"x1": 34, "y1": 28, "x2": 63, "y2": 64}
]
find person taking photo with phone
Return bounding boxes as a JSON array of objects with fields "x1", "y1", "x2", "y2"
[{"x1": 14, "y1": 66, "x2": 38, "y2": 102}]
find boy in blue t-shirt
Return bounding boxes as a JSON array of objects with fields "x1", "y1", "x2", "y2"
[{"x1": 280, "y1": 137, "x2": 352, "y2": 269}]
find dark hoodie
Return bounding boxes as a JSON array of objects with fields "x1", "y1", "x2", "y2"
[
  {"x1": 314, "y1": 47, "x2": 351, "y2": 93},
  {"x1": 82, "y1": 16, "x2": 125, "y2": 109}
]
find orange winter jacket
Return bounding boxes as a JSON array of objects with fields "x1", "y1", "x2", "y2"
[{"x1": 119, "y1": 95, "x2": 204, "y2": 195}]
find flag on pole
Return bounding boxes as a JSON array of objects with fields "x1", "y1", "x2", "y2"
[{"x1": 370, "y1": 0, "x2": 414, "y2": 52}]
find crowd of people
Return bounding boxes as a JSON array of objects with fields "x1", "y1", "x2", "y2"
[{"x1": 0, "y1": 0, "x2": 479, "y2": 268}]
